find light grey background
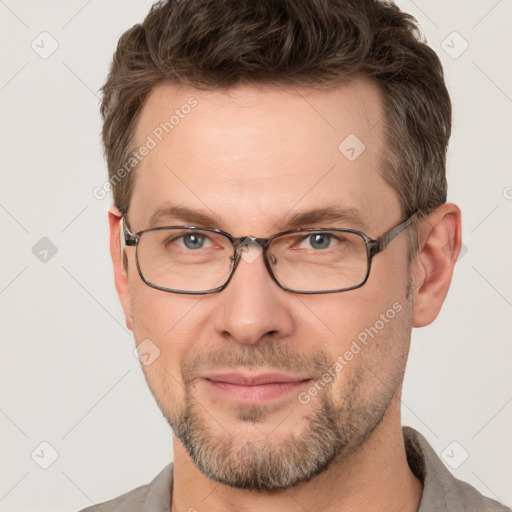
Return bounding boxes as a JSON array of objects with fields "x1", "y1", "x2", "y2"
[{"x1": 0, "y1": 1, "x2": 511, "y2": 511}]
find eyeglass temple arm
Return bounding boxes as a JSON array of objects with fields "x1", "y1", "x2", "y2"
[
  {"x1": 375, "y1": 212, "x2": 420, "y2": 252},
  {"x1": 121, "y1": 216, "x2": 138, "y2": 247}
]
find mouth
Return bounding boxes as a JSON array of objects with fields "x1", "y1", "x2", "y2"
[{"x1": 202, "y1": 372, "x2": 312, "y2": 404}]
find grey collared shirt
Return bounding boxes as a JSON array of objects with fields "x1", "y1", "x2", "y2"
[{"x1": 77, "y1": 426, "x2": 511, "y2": 511}]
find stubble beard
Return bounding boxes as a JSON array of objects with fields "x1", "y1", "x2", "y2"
[
  {"x1": 147, "y1": 284, "x2": 414, "y2": 492},
  {"x1": 167, "y1": 347, "x2": 402, "y2": 492}
]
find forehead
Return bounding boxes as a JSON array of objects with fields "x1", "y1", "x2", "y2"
[{"x1": 129, "y1": 81, "x2": 400, "y2": 233}]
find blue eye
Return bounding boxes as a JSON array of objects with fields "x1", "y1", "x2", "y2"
[
  {"x1": 306, "y1": 233, "x2": 332, "y2": 250},
  {"x1": 181, "y1": 233, "x2": 206, "y2": 249}
]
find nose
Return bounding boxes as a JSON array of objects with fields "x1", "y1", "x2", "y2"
[{"x1": 212, "y1": 244, "x2": 295, "y2": 345}]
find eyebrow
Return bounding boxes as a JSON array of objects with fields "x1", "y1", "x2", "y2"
[
  {"x1": 148, "y1": 205, "x2": 223, "y2": 229},
  {"x1": 147, "y1": 204, "x2": 368, "y2": 232},
  {"x1": 281, "y1": 206, "x2": 368, "y2": 231}
]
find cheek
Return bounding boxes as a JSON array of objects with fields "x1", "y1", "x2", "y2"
[
  {"x1": 139, "y1": 360, "x2": 184, "y2": 425},
  {"x1": 129, "y1": 286, "x2": 201, "y2": 417},
  {"x1": 320, "y1": 296, "x2": 412, "y2": 405},
  {"x1": 303, "y1": 289, "x2": 406, "y2": 350},
  {"x1": 129, "y1": 278, "x2": 199, "y2": 339},
  {"x1": 299, "y1": 267, "x2": 412, "y2": 379},
  {"x1": 128, "y1": 284, "x2": 201, "y2": 381}
]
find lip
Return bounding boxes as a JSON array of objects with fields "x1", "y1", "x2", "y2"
[
  {"x1": 204, "y1": 372, "x2": 310, "y2": 385},
  {"x1": 202, "y1": 372, "x2": 312, "y2": 403}
]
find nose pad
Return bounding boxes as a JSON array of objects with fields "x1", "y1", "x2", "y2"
[{"x1": 237, "y1": 237, "x2": 264, "y2": 264}]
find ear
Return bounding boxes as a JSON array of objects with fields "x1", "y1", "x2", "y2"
[
  {"x1": 108, "y1": 205, "x2": 133, "y2": 332},
  {"x1": 411, "y1": 203, "x2": 462, "y2": 327}
]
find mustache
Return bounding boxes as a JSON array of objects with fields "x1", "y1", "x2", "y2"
[{"x1": 180, "y1": 341, "x2": 332, "y2": 385}]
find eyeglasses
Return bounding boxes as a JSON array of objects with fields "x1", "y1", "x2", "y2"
[{"x1": 122, "y1": 212, "x2": 419, "y2": 295}]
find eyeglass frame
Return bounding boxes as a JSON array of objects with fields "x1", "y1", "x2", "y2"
[{"x1": 121, "y1": 211, "x2": 420, "y2": 295}]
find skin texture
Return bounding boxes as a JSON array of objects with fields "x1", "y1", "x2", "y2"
[{"x1": 109, "y1": 81, "x2": 461, "y2": 512}]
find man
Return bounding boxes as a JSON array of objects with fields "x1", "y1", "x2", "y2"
[{"x1": 82, "y1": 0, "x2": 510, "y2": 510}]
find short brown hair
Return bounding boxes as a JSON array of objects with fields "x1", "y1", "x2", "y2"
[{"x1": 101, "y1": 0, "x2": 451, "y2": 222}]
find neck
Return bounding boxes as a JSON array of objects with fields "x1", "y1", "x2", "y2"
[{"x1": 170, "y1": 397, "x2": 423, "y2": 512}]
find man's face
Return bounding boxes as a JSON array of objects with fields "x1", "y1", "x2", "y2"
[{"x1": 120, "y1": 81, "x2": 414, "y2": 490}]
